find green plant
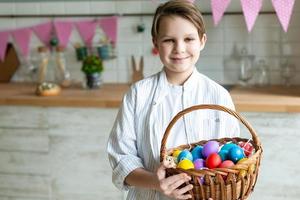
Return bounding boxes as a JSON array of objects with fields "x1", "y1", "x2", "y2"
[{"x1": 81, "y1": 55, "x2": 104, "y2": 75}]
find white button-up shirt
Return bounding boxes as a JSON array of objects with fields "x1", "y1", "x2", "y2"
[{"x1": 107, "y1": 68, "x2": 240, "y2": 200}]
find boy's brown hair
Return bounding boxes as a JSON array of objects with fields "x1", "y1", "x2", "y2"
[{"x1": 151, "y1": 0, "x2": 206, "y2": 40}]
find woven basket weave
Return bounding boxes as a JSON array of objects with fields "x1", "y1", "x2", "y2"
[{"x1": 160, "y1": 104, "x2": 263, "y2": 200}]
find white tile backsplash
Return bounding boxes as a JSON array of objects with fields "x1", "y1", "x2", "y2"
[
  {"x1": 0, "y1": 0, "x2": 300, "y2": 85},
  {"x1": 39, "y1": 2, "x2": 65, "y2": 15},
  {"x1": 0, "y1": 3, "x2": 15, "y2": 15},
  {"x1": 15, "y1": 2, "x2": 40, "y2": 15},
  {"x1": 90, "y1": 1, "x2": 116, "y2": 14},
  {"x1": 115, "y1": 0, "x2": 141, "y2": 14},
  {"x1": 64, "y1": 2, "x2": 91, "y2": 15}
]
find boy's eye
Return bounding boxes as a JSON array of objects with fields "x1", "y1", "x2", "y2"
[
  {"x1": 163, "y1": 39, "x2": 174, "y2": 43},
  {"x1": 185, "y1": 38, "x2": 195, "y2": 42}
]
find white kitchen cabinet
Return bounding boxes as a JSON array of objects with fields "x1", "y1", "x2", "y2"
[
  {"x1": 0, "y1": 106, "x2": 123, "y2": 200},
  {"x1": 241, "y1": 112, "x2": 300, "y2": 200}
]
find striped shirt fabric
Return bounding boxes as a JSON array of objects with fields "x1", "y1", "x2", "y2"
[{"x1": 107, "y1": 67, "x2": 240, "y2": 200}]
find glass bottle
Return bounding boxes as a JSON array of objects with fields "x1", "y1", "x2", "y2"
[
  {"x1": 55, "y1": 46, "x2": 71, "y2": 87},
  {"x1": 37, "y1": 46, "x2": 51, "y2": 83}
]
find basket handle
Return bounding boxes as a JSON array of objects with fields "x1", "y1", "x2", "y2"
[{"x1": 160, "y1": 104, "x2": 261, "y2": 162}]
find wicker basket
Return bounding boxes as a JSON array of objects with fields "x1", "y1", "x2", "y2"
[{"x1": 160, "y1": 104, "x2": 263, "y2": 200}]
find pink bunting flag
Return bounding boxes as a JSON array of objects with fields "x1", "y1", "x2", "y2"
[
  {"x1": 241, "y1": 0, "x2": 262, "y2": 32},
  {"x1": 12, "y1": 28, "x2": 32, "y2": 57},
  {"x1": 211, "y1": 0, "x2": 231, "y2": 26},
  {"x1": 0, "y1": 31, "x2": 10, "y2": 61},
  {"x1": 76, "y1": 20, "x2": 97, "y2": 47},
  {"x1": 32, "y1": 22, "x2": 53, "y2": 47},
  {"x1": 99, "y1": 16, "x2": 118, "y2": 44},
  {"x1": 272, "y1": 0, "x2": 295, "y2": 32},
  {"x1": 54, "y1": 21, "x2": 73, "y2": 48}
]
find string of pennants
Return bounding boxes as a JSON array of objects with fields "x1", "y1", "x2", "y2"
[
  {"x1": 0, "y1": 17, "x2": 117, "y2": 61},
  {"x1": 0, "y1": 0, "x2": 295, "y2": 62},
  {"x1": 152, "y1": 0, "x2": 295, "y2": 33}
]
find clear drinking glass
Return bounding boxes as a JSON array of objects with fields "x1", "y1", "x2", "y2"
[{"x1": 255, "y1": 59, "x2": 269, "y2": 87}]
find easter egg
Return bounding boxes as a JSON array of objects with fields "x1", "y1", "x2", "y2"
[
  {"x1": 202, "y1": 141, "x2": 219, "y2": 158},
  {"x1": 219, "y1": 160, "x2": 235, "y2": 168},
  {"x1": 197, "y1": 176, "x2": 204, "y2": 184},
  {"x1": 191, "y1": 145, "x2": 203, "y2": 161},
  {"x1": 228, "y1": 146, "x2": 245, "y2": 163},
  {"x1": 206, "y1": 153, "x2": 222, "y2": 169},
  {"x1": 172, "y1": 149, "x2": 181, "y2": 158},
  {"x1": 239, "y1": 141, "x2": 254, "y2": 157},
  {"x1": 220, "y1": 142, "x2": 238, "y2": 152},
  {"x1": 237, "y1": 158, "x2": 248, "y2": 164},
  {"x1": 177, "y1": 159, "x2": 194, "y2": 170},
  {"x1": 239, "y1": 169, "x2": 247, "y2": 178},
  {"x1": 193, "y1": 158, "x2": 205, "y2": 170},
  {"x1": 177, "y1": 149, "x2": 193, "y2": 162},
  {"x1": 218, "y1": 150, "x2": 228, "y2": 161}
]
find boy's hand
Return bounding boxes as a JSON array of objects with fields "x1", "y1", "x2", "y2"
[{"x1": 155, "y1": 163, "x2": 193, "y2": 200}]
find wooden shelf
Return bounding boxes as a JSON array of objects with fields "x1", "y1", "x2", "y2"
[
  {"x1": 0, "y1": 83, "x2": 129, "y2": 108},
  {"x1": 1, "y1": 83, "x2": 300, "y2": 112}
]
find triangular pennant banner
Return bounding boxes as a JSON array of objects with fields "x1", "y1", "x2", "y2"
[
  {"x1": 12, "y1": 28, "x2": 32, "y2": 57},
  {"x1": 0, "y1": 31, "x2": 10, "y2": 61},
  {"x1": 211, "y1": 0, "x2": 231, "y2": 26},
  {"x1": 76, "y1": 20, "x2": 97, "y2": 47},
  {"x1": 272, "y1": 0, "x2": 295, "y2": 32},
  {"x1": 32, "y1": 22, "x2": 53, "y2": 47},
  {"x1": 99, "y1": 17, "x2": 118, "y2": 44},
  {"x1": 54, "y1": 21, "x2": 73, "y2": 48},
  {"x1": 241, "y1": 0, "x2": 262, "y2": 32}
]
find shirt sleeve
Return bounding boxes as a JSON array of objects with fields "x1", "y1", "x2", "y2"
[{"x1": 106, "y1": 86, "x2": 144, "y2": 191}]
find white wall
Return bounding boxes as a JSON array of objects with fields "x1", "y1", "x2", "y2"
[{"x1": 0, "y1": 0, "x2": 299, "y2": 85}]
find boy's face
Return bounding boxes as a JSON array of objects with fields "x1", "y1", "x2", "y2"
[{"x1": 153, "y1": 15, "x2": 206, "y2": 76}]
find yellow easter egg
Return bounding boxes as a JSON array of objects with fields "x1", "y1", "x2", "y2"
[
  {"x1": 239, "y1": 169, "x2": 247, "y2": 178},
  {"x1": 172, "y1": 149, "x2": 181, "y2": 158},
  {"x1": 237, "y1": 158, "x2": 248, "y2": 164},
  {"x1": 177, "y1": 159, "x2": 194, "y2": 170}
]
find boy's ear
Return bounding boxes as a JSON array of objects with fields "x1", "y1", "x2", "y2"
[
  {"x1": 152, "y1": 38, "x2": 158, "y2": 49},
  {"x1": 199, "y1": 34, "x2": 207, "y2": 51}
]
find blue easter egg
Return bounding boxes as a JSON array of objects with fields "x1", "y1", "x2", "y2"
[
  {"x1": 228, "y1": 146, "x2": 245, "y2": 163},
  {"x1": 218, "y1": 150, "x2": 228, "y2": 161},
  {"x1": 191, "y1": 145, "x2": 203, "y2": 161},
  {"x1": 221, "y1": 143, "x2": 238, "y2": 152},
  {"x1": 202, "y1": 141, "x2": 219, "y2": 158},
  {"x1": 177, "y1": 149, "x2": 193, "y2": 162}
]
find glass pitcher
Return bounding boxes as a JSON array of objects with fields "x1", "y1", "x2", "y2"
[{"x1": 238, "y1": 48, "x2": 255, "y2": 87}]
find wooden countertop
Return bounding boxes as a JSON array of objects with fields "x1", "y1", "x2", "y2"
[{"x1": 1, "y1": 83, "x2": 300, "y2": 112}]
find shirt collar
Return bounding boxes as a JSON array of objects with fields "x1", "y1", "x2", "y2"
[
  {"x1": 182, "y1": 67, "x2": 199, "y2": 92},
  {"x1": 153, "y1": 67, "x2": 200, "y2": 105}
]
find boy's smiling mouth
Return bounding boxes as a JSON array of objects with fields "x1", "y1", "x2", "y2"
[{"x1": 170, "y1": 56, "x2": 190, "y2": 62}]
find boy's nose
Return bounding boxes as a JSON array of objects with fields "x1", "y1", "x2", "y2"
[{"x1": 173, "y1": 41, "x2": 185, "y2": 53}]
